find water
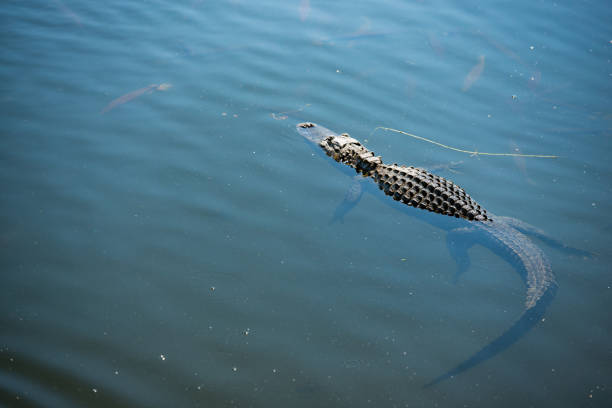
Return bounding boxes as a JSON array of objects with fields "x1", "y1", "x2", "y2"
[{"x1": 1, "y1": 0, "x2": 610, "y2": 406}]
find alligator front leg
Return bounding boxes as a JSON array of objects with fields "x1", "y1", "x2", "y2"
[
  {"x1": 425, "y1": 160, "x2": 464, "y2": 175},
  {"x1": 446, "y1": 226, "x2": 477, "y2": 283},
  {"x1": 330, "y1": 175, "x2": 365, "y2": 224}
]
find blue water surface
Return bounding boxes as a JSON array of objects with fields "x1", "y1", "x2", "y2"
[{"x1": 1, "y1": 0, "x2": 611, "y2": 407}]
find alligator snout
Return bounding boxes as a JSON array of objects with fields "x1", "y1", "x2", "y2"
[{"x1": 296, "y1": 122, "x2": 334, "y2": 143}]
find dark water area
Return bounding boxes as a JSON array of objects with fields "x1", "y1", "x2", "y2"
[{"x1": 1, "y1": 0, "x2": 611, "y2": 407}]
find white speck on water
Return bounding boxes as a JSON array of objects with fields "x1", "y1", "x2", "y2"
[
  {"x1": 592, "y1": 202, "x2": 597, "y2": 207},
  {"x1": 114, "y1": 370, "x2": 119, "y2": 375},
  {"x1": 92, "y1": 388, "x2": 98, "y2": 393},
  {"x1": 272, "y1": 368, "x2": 277, "y2": 373},
  {"x1": 232, "y1": 366, "x2": 238, "y2": 372},
  {"x1": 210, "y1": 286, "x2": 216, "y2": 292},
  {"x1": 529, "y1": 45, "x2": 535, "y2": 50},
  {"x1": 160, "y1": 354, "x2": 166, "y2": 361}
]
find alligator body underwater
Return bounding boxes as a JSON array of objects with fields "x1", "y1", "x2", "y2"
[{"x1": 296, "y1": 122, "x2": 589, "y2": 387}]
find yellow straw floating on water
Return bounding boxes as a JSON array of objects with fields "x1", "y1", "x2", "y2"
[{"x1": 372, "y1": 127, "x2": 559, "y2": 159}]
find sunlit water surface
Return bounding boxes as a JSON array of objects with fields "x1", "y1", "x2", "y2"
[{"x1": 1, "y1": 0, "x2": 611, "y2": 407}]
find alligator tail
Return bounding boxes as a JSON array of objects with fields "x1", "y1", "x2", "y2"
[{"x1": 423, "y1": 282, "x2": 557, "y2": 388}]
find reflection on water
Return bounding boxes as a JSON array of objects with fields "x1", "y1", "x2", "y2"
[{"x1": 1, "y1": 0, "x2": 610, "y2": 407}]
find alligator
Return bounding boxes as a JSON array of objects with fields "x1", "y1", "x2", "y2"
[{"x1": 296, "y1": 122, "x2": 590, "y2": 386}]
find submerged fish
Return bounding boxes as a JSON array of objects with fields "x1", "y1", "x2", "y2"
[
  {"x1": 428, "y1": 32, "x2": 445, "y2": 57},
  {"x1": 462, "y1": 55, "x2": 485, "y2": 91},
  {"x1": 101, "y1": 83, "x2": 172, "y2": 114},
  {"x1": 299, "y1": 0, "x2": 310, "y2": 21},
  {"x1": 510, "y1": 141, "x2": 536, "y2": 186},
  {"x1": 53, "y1": 0, "x2": 82, "y2": 27}
]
